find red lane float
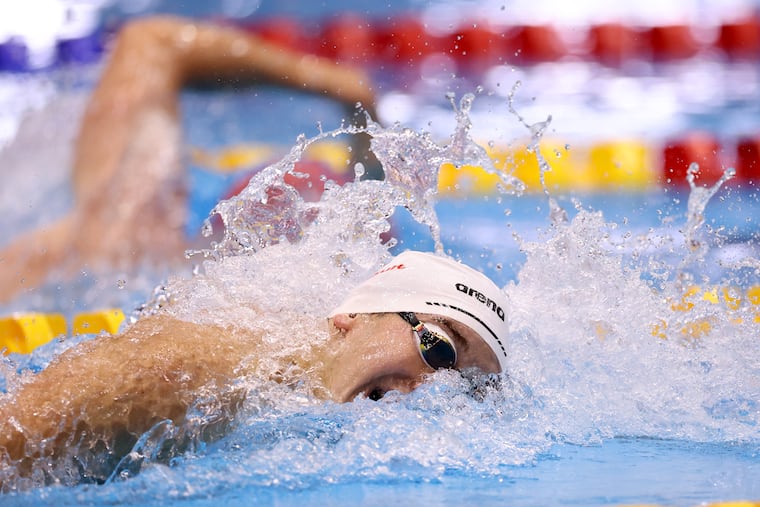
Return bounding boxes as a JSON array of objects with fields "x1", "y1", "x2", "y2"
[
  {"x1": 506, "y1": 25, "x2": 567, "y2": 64},
  {"x1": 736, "y1": 136, "x2": 760, "y2": 184},
  {"x1": 717, "y1": 15, "x2": 760, "y2": 60},
  {"x1": 618, "y1": 134, "x2": 760, "y2": 189},
  {"x1": 586, "y1": 23, "x2": 642, "y2": 66},
  {"x1": 662, "y1": 132, "x2": 724, "y2": 187},
  {"x1": 242, "y1": 14, "x2": 760, "y2": 68},
  {"x1": 645, "y1": 24, "x2": 701, "y2": 61},
  {"x1": 372, "y1": 17, "x2": 439, "y2": 63},
  {"x1": 447, "y1": 24, "x2": 505, "y2": 64},
  {"x1": 244, "y1": 17, "x2": 312, "y2": 53},
  {"x1": 318, "y1": 13, "x2": 376, "y2": 64},
  {"x1": 5, "y1": 11, "x2": 760, "y2": 72}
]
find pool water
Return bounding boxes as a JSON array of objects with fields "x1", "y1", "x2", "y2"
[
  {"x1": 3, "y1": 1, "x2": 760, "y2": 506},
  {"x1": 6, "y1": 440, "x2": 760, "y2": 506},
  {"x1": 3, "y1": 92, "x2": 760, "y2": 506}
]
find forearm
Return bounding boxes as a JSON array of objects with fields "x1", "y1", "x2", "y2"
[
  {"x1": 0, "y1": 316, "x2": 253, "y2": 482},
  {"x1": 74, "y1": 15, "x2": 375, "y2": 201},
  {"x1": 170, "y1": 18, "x2": 376, "y2": 108}
]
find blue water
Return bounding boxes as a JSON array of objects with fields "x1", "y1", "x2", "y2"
[
  {"x1": 19, "y1": 442, "x2": 756, "y2": 506},
  {"x1": 229, "y1": 440, "x2": 760, "y2": 507},
  {"x1": 395, "y1": 189, "x2": 760, "y2": 287},
  {"x1": 5, "y1": 158, "x2": 760, "y2": 507},
  {"x1": 3, "y1": 1, "x2": 760, "y2": 506}
]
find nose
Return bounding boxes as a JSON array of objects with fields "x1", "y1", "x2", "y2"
[{"x1": 331, "y1": 313, "x2": 357, "y2": 332}]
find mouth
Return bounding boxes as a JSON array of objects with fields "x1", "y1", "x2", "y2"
[
  {"x1": 344, "y1": 379, "x2": 384, "y2": 402},
  {"x1": 347, "y1": 383, "x2": 385, "y2": 402},
  {"x1": 343, "y1": 373, "x2": 423, "y2": 403}
]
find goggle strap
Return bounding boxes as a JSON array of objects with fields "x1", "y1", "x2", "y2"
[{"x1": 401, "y1": 313, "x2": 436, "y2": 349}]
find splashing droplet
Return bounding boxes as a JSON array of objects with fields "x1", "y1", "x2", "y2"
[{"x1": 354, "y1": 162, "x2": 366, "y2": 181}]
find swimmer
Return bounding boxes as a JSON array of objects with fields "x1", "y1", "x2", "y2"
[
  {"x1": 0, "y1": 16, "x2": 376, "y2": 304},
  {"x1": 0, "y1": 250, "x2": 508, "y2": 488}
]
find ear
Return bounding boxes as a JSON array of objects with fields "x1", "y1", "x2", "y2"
[{"x1": 331, "y1": 313, "x2": 358, "y2": 332}]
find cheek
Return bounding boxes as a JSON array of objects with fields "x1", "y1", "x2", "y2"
[
  {"x1": 333, "y1": 336, "x2": 401, "y2": 378},
  {"x1": 357, "y1": 324, "x2": 418, "y2": 366},
  {"x1": 356, "y1": 329, "x2": 429, "y2": 385},
  {"x1": 352, "y1": 329, "x2": 419, "y2": 372},
  {"x1": 321, "y1": 316, "x2": 433, "y2": 402}
]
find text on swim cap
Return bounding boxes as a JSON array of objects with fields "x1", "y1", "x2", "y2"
[
  {"x1": 374, "y1": 263, "x2": 405, "y2": 276},
  {"x1": 455, "y1": 283, "x2": 505, "y2": 321}
]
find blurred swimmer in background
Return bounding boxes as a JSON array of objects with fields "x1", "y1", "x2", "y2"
[{"x1": 0, "y1": 16, "x2": 377, "y2": 304}]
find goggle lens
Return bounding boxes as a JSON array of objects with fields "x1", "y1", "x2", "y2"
[{"x1": 398, "y1": 312, "x2": 457, "y2": 370}]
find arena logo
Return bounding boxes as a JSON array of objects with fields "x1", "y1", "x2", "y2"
[{"x1": 455, "y1": 283, "x2": 505, "y2": 321}]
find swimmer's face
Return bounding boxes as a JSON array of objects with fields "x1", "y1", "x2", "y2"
[{"x1": 322, "y1": 313, "x2": 500, "y2": 403}]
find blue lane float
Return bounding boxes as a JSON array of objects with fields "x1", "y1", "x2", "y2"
[{"x1": 0, "y1": 1, "x2": 106, "y2": 72}]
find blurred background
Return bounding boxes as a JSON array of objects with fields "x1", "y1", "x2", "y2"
[
  {"x1": 2, "y1": 0, "x2": 760, "y2": 192},
  {"x1": 2, "y1": 0, "x2": 760, "y2": 312}
]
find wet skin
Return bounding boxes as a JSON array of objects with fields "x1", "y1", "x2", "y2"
[
  {"x1": 0, "y1": 311, "x2": 499, "y2": 488},
  {"x1": 322, "y1": 312, "x2": 501, "y2": 403},
  {"x1": 0, "y1": 16, "x2": 376, "y2": 303}
]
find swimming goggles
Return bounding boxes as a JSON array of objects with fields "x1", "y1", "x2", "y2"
[{"x1": 398, "y1": 312, "x2": 457, "y2": 370}]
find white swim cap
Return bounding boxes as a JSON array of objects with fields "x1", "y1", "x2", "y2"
[{"x1": 330, "y1": 251, "x2": 509, "y2": 371}]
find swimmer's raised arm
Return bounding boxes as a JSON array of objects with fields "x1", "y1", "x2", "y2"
[
  {"x1": 0, "y1": 15, "x2": 376, "y2": 303},
  {"x1": 0, "y1": 316, "x2": 259, "y2": 487},
  {"x1": 74, "y1": 15, "x2": 376, "y2": 202}
]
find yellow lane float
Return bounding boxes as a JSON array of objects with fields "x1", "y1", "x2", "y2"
[
  {"x1": 0, "y1": 309, "x2": 125, "y2": 355},
  {"x1": 650, "y1": 285, "x2": 760, "y2": 342},
  {"x1": 453, "y1": 134, "x2": 752, "y2": 192},
  {"x1": 72, "y1": 309, "x2": 126, "y2": 336},
  {"x1": 190, "y1": 144, "x2": 276, "y2": 172},
  {"x1": 5, "y1": 285, "x2": 760, "y2": 354},
  {"x1": 0, "y1": 313, "x2": 66, "y2": 354},
  {"x1": 191, "y1": 139, "x2": 658, "y2": 196},
  {"x1": 197, "y1": 138, "x2": 660, "y2": 195},
  {"x1": 439, "y1": 139, "x2": 656, "y2": 195},
  {"x1": 191, "y1": 140, "x2": 353, "y2": 175}
]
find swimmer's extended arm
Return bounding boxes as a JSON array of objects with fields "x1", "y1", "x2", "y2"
[{"x1": 0, "y1": 315, "x2": 255, "y2": 486}]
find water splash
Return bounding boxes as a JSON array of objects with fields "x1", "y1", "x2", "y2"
[
  {"x1": 679, "y1": 162, "x2": 736, "y2": 277},
  {"x1": 494, "y1": 87, "x2": 760, "y2": 447},
  {"x1": 2, "y1": 93, "x2": 760, "y2": 503},
  {"x1": 187, "y1": 94, "x2": 523, "y2": 264},
  {"x1": 507, "y1": 80, "x2": 565, "y2": 225}
]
